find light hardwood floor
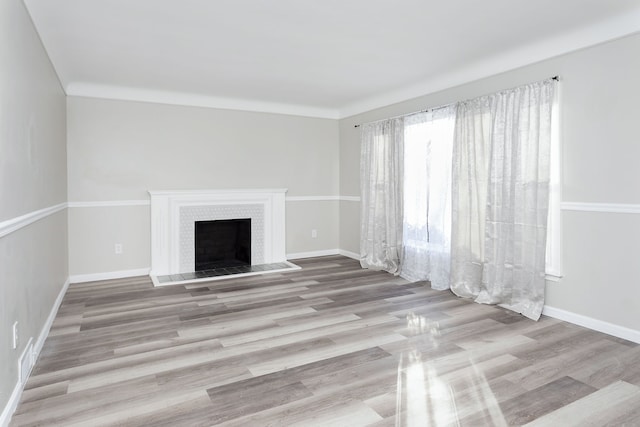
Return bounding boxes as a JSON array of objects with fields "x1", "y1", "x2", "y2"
[{"x1": 10, "y1": 256, "x2": 640, "y2": 426}]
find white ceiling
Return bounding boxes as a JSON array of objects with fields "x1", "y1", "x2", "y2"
[{"x1": 24, "y1": 0, "x2": 640, "y2": 118}]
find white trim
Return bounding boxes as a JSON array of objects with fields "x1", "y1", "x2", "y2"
[
  {"x1": 287, "y1": 249, "x2": 360, "y2": 260},
  {"x1": 33, "y1": 277, "x2": 70, "y2": 361},
  {"x1": 287, "y1": 249, "x2": 341, "y2": 259},
  {"x1": 68, "y1": 200, "x2": 149, "y2": 208},
  {"x1": 545, "y1": 272, "x2": 563, "y2": 282},
  {"x1": 0, "y1": 379, "x2": 21, "y2": 427},
  {"x1": 338, "y1": 249, "x2": 360, "y2": 260},
  {"x1": 561, "y1": 202, "x2": 640, "y2": 214},
  {"x1": 63, "y1": 7, "x2": 640, "y2": 122},
  {"x1": 0, "y1": 277, "x2": 70, "y2": 427},
  {"x1": 67, "y1": 84, "x2": 340, "y2": 119},
  {"x1": 286, "y1": 196, "x2": 341, "y2": 202},
  {"x1": 339, "y1": 11, "x2": 640, "y2": 118},
  {"x1": 0, "y1": 203, "x2": 66, "y2": 239},
  {"x1": 542, "y1": 305, "x2": 640, "y2": 344},
  {"x1": 545, "y1": 87, "x2": 563, "y2": 281},
  {"x1": 285, "y1": 196, "x2": 360, "y2": 202},
  {"x1": 69, "y1": 268, "x2": 150, "y2": 284},
  {"x1": 65, "y1": 196, "x2": 361, "y2": 208},
  {"x1": 148, "y1": 188, "x2": 288, "y2": 196},
  {"x1": 339, "y1": 196, "x2": 361, "y2": 202}
]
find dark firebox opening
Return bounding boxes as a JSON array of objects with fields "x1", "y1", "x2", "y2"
[{"x1": 194, "y1": 218, "x2": 251, "y2": 270}]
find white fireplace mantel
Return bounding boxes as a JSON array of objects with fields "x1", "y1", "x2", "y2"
[{"x1": 149, "y1": 189, "x2": 287, "y2": 277}]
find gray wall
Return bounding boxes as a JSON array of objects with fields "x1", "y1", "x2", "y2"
[
  {"x1": 339, "y1": 33, "x2": 640, "y2": 332},
  {"x1": 0, "y1": 0, "x2": 68, "y2": 417},
  {"x1": 66, "y1": 97, "x2": 340, "y2": 275}
]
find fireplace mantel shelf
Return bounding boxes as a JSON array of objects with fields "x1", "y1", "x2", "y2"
[{"x1": 148, "y1": 188, "x2": 288, "y2": 196}]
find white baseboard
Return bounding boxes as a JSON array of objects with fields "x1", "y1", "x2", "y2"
[
  {"x1": 34, "y1": 278, "x2": 70, "y2": 362},
  {"x1": 543, "y1": 305, "x2": 640, "y2": 344},
  {"x1": 69, "y1": 268, "x2": 150, "y2": 284},
  {"x1": 0, "y1": 380, "x2": 22, "y2": 427},
  {"x1": 0, "y1": 277, "x2": 70, "y2": 427},
  {"x1": 287, "y1": 249, "x2": 360, "y2": 261},
  {"x1": 338, "y1": 249, "x2": 360, "y2": 260},
  {"x1": 287, "y1": 249, "x2": 340, "y2": 259}
]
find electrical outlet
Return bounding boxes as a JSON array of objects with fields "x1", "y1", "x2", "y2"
[
  {"x1": 115, "y1": 243, "x2": 123, "y2": 254},
  {"x1": 12, "y1": 321, "x2": 18, "y2": 349},
  {"x1": 311, "y1": 229, "x2": 317, "y2": 238}
]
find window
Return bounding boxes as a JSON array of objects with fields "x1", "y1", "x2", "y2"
[
  {"x1": 401, "y1": 109, "x2": 455, "y2": 287},
  {"x1": 401, "y1": 96, "x2": 562, "y2": 281},
  {"x1": 545, "y1": 89, "x2": 562, "y2": 280}
]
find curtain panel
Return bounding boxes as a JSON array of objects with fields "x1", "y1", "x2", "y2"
[
  {"x1": 450, "y1": 80, "x2": 556, "y2": 320},
  {"x1": 359, "y1": 78, "x2": 557, "y2": 320},
  {"x1": 360, "y1": 118, "x2": 405, "y2": 274}
]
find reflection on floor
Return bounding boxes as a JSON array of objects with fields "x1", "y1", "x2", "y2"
[{"x1": 10, "y1": 255, "x2": 640, "y2": 426}]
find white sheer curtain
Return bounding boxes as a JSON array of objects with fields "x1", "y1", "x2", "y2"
[
  {"x1": 360, "y1": 118, "x2": 404, "y2": 274},
  {"x1": 400, "y1": 108, "x2": 456, "y2": 289},
  {"x1": 450, "y1": 79, "x2": 557, "y2": 320}
]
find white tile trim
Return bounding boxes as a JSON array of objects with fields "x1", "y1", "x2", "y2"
[
  {"x1": 68, "y1": 200, "x2": 150, "y2": 207},
  {"x1": 339, "y1": 196, "x2": 361, "y2": 202},
  {"x1": 561, "y1": 202, "x2": 640, "y2": 214},
  {"x1": 0, "y1": 277, "x2": 70, "y2": 427},
  {"x1": 542, "y1": 305, "x2": 640, "y2": 344},
  {"x1": 0, "y1": 203, "x2": 67, "y2": 239},
  {"x1": 69, "y1": 268, "x2": 150, "y2": 284}
]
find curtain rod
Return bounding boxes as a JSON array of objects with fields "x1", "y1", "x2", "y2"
[{"x1": 354, "y1": 75, "x2": 559, "y2": 128}]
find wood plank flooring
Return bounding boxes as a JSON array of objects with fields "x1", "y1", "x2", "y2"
[{"x1": 10, "y1": 255, "x2": 640, "y2": 426}]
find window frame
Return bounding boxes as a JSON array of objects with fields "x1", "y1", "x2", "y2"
[{"x1": 545, "y1": 86, "x2": 563, "y2": 281}]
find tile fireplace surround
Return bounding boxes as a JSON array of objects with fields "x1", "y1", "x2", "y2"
[{"x1": 149, "y1": 189, "x2": 297, "y2": 286}]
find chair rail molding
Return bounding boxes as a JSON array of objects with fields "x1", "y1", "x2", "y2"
[
  {"x1": 0, "y1": 203, "x2": 67, "y2": 239},
  {"x1": 561, "y1": 202, "x2": 640, "y2": 214}
]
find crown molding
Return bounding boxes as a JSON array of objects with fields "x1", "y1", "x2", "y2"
[
  {"x1": 66, "y1": 83, "x2": 340, "y2": 119},
  {"x1": 339, "y1": 15, "x2": 640, "y2": 118},
  {"x1": 64, "y1": 12, "x2": 640, "y2": 122}
]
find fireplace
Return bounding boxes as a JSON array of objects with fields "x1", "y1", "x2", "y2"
[
  {"x1": 149, "y1": 189, "x2": 292, "y2": 282},
  {"x1": 195, "y1": 218, "x2": 251, "y2": 270}
]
